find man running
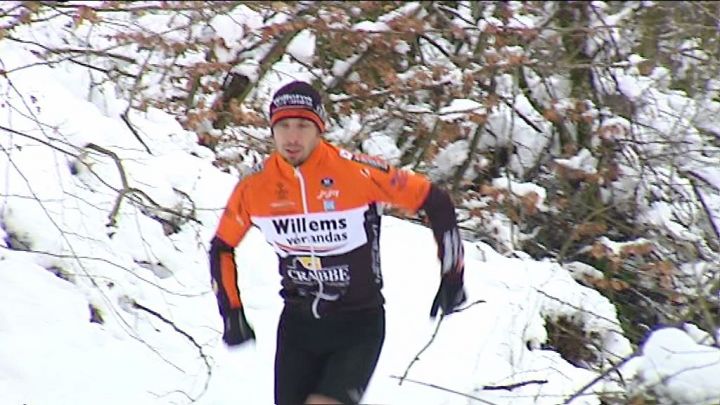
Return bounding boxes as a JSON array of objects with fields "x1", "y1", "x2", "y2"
[{"x1": 209, "y1": 80, "x2": 466, "y2": 404}]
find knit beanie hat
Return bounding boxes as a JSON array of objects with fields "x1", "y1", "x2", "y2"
[{"x1": 269, "y1": 81, "x2": 326, "y2": 132}]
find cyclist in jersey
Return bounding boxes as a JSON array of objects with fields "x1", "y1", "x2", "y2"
[{"x1": 209, "y1": 80, "x2": 466, "y2": 404}]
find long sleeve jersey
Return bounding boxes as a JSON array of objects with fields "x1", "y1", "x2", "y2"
[{"x1": 209, "y1": 140, "x2": 464, "y2": 319}]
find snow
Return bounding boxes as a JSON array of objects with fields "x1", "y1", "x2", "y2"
[
  {"x1": 564, "y1": 261, "x2": 605, "y2": 282},
  {"x1": 431, "y1": 140, "x2": 469, "y2": 179},
  {"x1": 209, "y1": 7, "x2": 263, "y2": 47},
  {"x1": 438, "y1": 99, "x2": 486, "y2": 121},
  {"x1": 555, "y1": 148, "x2": 599, "y2": 175},
  {"x1": 2, "y1": 11, "x2": 720, "y2": 405},
  {"x1": 626, "y1": 328, "x2": 720, "y2": 405},
  {"x1": 353, "y1": 21, "x2": 390, "y2": 32},
  {"x1": 491, "y1": 178, "x2": 549, "y2": 213},
  {"x1": 329, "y1": 54, "x2": 363, "y2": 84},
  {"x1": 362, "y1": 132, "x2": 402, "y2": 164},
  {"x1": 394, "y1": 40, "x2": 411, "y2": 54},
  {"x1": 286, "y1": 29, "x2": 316, "y2": 66}
]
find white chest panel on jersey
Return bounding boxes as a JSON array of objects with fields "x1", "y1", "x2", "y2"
[{"x1": 251, "y1": 205, "x2": 369, "y2": 257}]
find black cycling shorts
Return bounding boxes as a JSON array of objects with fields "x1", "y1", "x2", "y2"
[{"x1": 274, "y1": 307, "x2": 386, "y2": 405}]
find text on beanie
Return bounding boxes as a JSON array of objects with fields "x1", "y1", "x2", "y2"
[{"x1": 269, "y1": 81, "x2": 326, "y2": 132}]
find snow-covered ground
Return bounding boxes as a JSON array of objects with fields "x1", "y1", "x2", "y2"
[{"x1": 1, "y1": 11, "x2": 720, "y2": 405}]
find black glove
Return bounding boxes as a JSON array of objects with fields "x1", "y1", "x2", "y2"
[
  {"x1": 222, "y1": 307, "x2": 256, "y2": 346},
  {"x1": 430, "y1": 273, "x2": 466, "y2": 318}
]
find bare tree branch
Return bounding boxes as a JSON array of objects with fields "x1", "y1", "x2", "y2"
[
  {"x1": 84, "y1": 143, "x2": 200, "y2": 227},
  {"x1": 131, "y1": 300, "x2": 213, "y2": 400},
  {"x1": 390, "y1": 375, "x2": 499, "y2": 405},
  {"x1": 686, "y1": 170, "x2": 720, "y2": 247},
  {"x1": 483, "y1": 379, "x2": 548, "y2": 391}
]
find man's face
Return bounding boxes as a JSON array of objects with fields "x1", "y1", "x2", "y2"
[{"x1": 273, "y1": 117, "x2": 322, "y2": 167}]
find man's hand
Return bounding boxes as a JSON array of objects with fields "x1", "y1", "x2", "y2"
[
  {"x1": 430, "y1": 273, "x2": 466, "y2": 318},
  {"x1": 223, "y1": 307, "x2": 256, "y2": 346}
]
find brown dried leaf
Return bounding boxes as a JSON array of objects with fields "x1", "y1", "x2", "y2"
[
  {"x1": 574, "y1": 222, "x2": 607, "y2": 240},
  {"x1": 543, "y1": 107, "x2": 562, "y2": 123},
  {"x1": 590, "y1": 242, "x2": 610, "y2": 259},
  {"x1": 620, "y1": 242, "x2": 654, "y2": 257},
  {"x1": 521, "y1": 192, "x2": 540, "y2": 215},
  {"x1": 469, "y1": 112, "x2": 487, "y2": 124},
  {"x1": 609, "y1": 278, "x2": 629, "y2": 291}
]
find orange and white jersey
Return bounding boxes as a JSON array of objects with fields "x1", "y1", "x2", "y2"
[{"x1": 210, "y1": 140, "x2": 461, "y2": 318}]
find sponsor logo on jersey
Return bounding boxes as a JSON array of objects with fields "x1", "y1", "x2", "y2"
[
  {"x1": 390, "y1": 169, "x2": 409, "y2": 190},
  {"x1": 296, "y1": 256, "x2": 322, "y2": 270},
  {"x1": 270, "y1": 200, "x2": 296, "y2": 209},
  {"x1": 286, "y1": 257, "x2": 350, "y2": 285},
  {"x1": 321, "y1": 177, "x2": 334, "y2": 187},
  {"x1": 271, "y1": 216, "x2": 347, "y2": 233},
  {"x1": 338, "y1": 149, "x2": 390, "y2": 172},
  {"x1": 285, "y1": 257, "x2": 351, "y2": 301},
  {"x1": 276, "y1": 182, "x2": 289, "y2": 200},
  {"x1": 316, "y1": 189, "x2": 340, "y2": 199},
  {"x1": 252, "y1": 206, "x2": 368, "y2": 256}
]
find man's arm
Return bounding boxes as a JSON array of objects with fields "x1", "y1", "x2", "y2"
[
  {"x1": 209, "y1": 181, "x2": 255, "y2": 345},
  {"x1": 209, "y1": 236, "x2": 242, "y2": 316},
  {"x1": 420, "y1": 184, "x2": 466, "y2": 317},
  {"x1": 342, "y1": 150, "x2": 466, "y2": 316}
]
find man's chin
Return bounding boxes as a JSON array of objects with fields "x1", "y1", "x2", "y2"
[{"x1": 282, "y1": 155, "x2": 303, "y2": 167}]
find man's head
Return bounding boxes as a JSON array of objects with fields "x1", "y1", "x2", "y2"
[{"x1": 269, "y1": 81, "x2": 326, "y2": 166}]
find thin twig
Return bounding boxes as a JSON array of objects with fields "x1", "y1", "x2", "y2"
[
  {"x1": 131, "y1": 301, "x2": 213, "y2": 400},
  {"x1": 120, "y1": 110, "x2": 152, "y2": 155},
  {"x1": 83, "y1": 143, "x2": 199, "y2": 227},
  {"x1": 84, "y1": 143, "x2": 129, "y2": 226},
  {"x1": 398, "y1": 313, "x2": 446, "y2": 385},
  {"x1": 120, "y1": 45, "x2": 153, "y2": 155},
  {"x1": 454, "y1": 299, "x2": 486, "y2": 313},
  {"x1": 535, "y1": 290, "x2": 624, "y2": 333},
  {"x1": 483, "y1": 379, "x2": 548, "y2": 391},
  {"x1": 0, "y1": 244, "x2": 205, "y2": 297},
  {"x1": 562, "y1": 354, "x2": 637, "y2": 404},
  {"x1": 1, "y1": 128, "x2": 197, "y2": 227},
  {"x1": 389, "y1": 375, "x2": 499, "y2": 405},
  {"x1": 686, "y1": 171, "x2": 720, "y2": 246},
  {"x1": 0, "y1": 138, "x2": 138, "y2": 335},
  {"x1": 398, "y1": 300, "x2": 485, "y2": 385},
  {"x1": 0, "y1": 124, "x2": 78, "y2": 156}
]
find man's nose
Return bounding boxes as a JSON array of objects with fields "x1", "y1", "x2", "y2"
[{"x1": 284, "y1": 129, "x2": 302, "y2": 142}]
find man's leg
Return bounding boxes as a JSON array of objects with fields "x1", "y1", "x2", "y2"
[
  {"x1": 305, "y1": 393, "x2": 342, "y2": 404},
  {"x1": 274, "y1": 311, "x2": 325, "y2": 405},
  {"x1": 312, "y1": 310, "x2": 386, "y2": 404}
]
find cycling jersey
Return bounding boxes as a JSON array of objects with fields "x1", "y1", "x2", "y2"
[{"x1": 209, "y1": 140, "x2": 461, "y2": 319}]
